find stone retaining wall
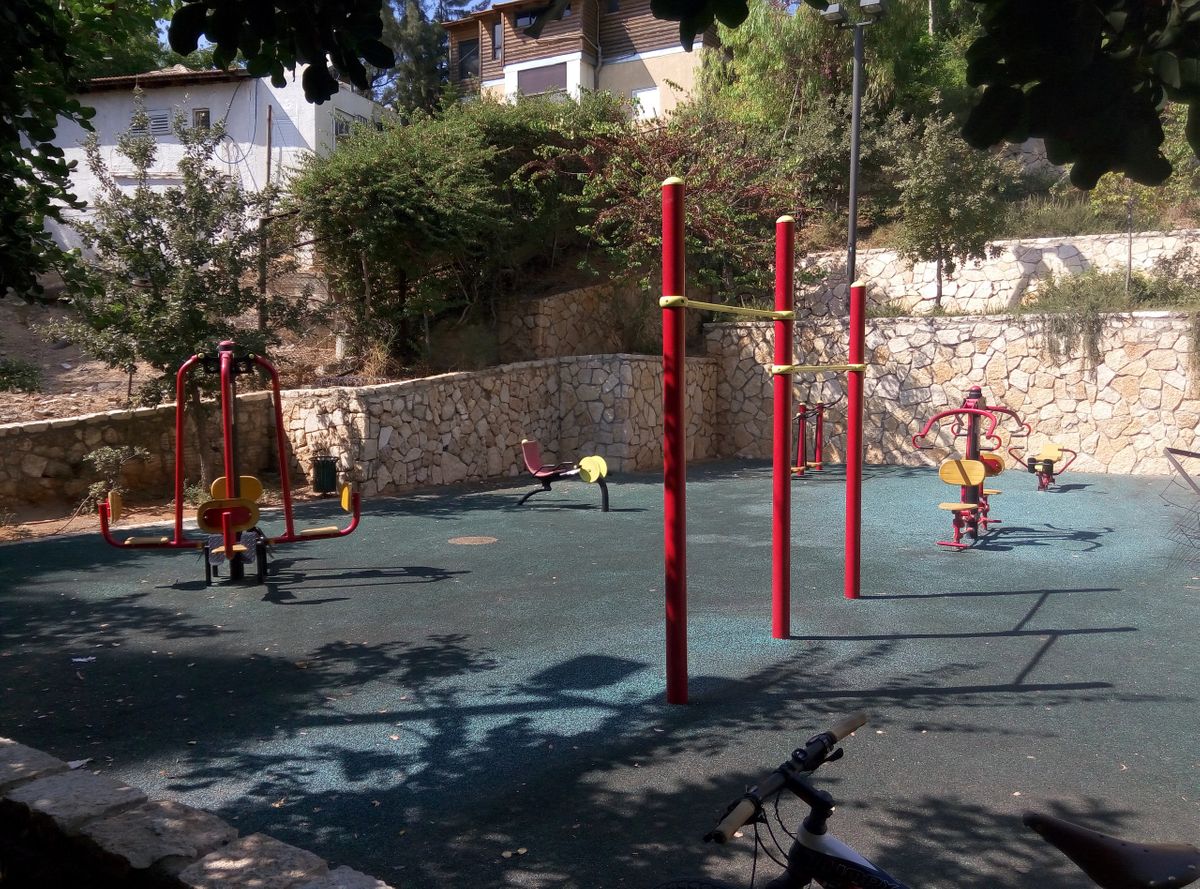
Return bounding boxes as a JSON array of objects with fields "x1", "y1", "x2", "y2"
[
  {"x1": 279, "y1": 354, "x2": 719, "y2": 498},
  {"x1": 0, "y1": 394, "x2": 277, "y2": 510},
  {"x1": 495, "y1": 281, "x2": 665, "y2": 362},
  {"x1": 0, "y1": 736, "x2": 392, "y2": 888},
  {"x1": 705, "y1": 311, "x2": 1198, "y2": 474},
  {"x1": 800, "y1": 229, "x2": 1200, "y2": 317},
  {"x1": 1, "y1": 355, "x2": 720, "y2": 508}
]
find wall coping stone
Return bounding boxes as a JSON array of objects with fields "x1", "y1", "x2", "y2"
[
  {"x1": 0, "y1": 736, "x2": 396, "y2": 889},
  {"x1": 0, "y1": 738, "x2": 69, "y2": 792},
  {"x1": 177, "y1": 833, "x2": 328, "y2": 889},
  {"x1": 5, "y1": 769, "x2": 147, "y2": 833}
]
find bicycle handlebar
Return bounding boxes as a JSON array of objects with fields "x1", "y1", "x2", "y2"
[{"x1": 706, "y1": 712, "x2": 868, "y2": 844}]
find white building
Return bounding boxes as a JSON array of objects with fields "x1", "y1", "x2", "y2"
[{"x1": 48, "y1": 65, "x2": 385, "y2": 251}]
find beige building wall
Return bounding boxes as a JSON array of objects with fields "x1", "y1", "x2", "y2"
[{"x1": 596, "y1": 48, "x2": 702, "y2": 115}]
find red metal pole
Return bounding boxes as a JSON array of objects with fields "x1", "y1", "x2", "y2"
[
  {"x1": 173, "y1": 355, "x2": 201, "y2": 544},
  {"x1": 255, "y1": 355, "x2": 297, "y2": 539},
  {"x1": 772, "y1": 215, "x2": 795, "y2": 639},
  {"x1": 813, "y1": 402, "x2": 826, "y2": 470},
  {"x1": 794, "y1": 405, "x2": 807, "y2": 477},
  {"x1": 844, "y1": 282, "x2": 866, "y2": 600},
  {"x1": 662, "y1": 177, "x2": 688, "y2": 705}
]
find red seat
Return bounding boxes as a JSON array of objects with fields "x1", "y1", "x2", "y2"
[{"x1": 521, "y1": 439, "x2": 577, "y2": 480}]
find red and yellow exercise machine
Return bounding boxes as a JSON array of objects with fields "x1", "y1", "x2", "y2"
[
  {"x1": 99, "y1": 341, "x2": 361, "y2": 584},
  {"x1": 912, "y1": 386, "x2": 1028, "y2": 549}
]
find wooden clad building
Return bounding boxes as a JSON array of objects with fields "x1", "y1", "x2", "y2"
[{"x1": 443, "y1": 0, "x2": 715, "y2": 117}]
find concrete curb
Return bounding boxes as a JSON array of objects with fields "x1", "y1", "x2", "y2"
[{"x1": 0, "y1": 737, "x2": 394, "y2": 889}]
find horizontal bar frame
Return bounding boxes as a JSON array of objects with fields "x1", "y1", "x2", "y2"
[
  {"x1": 659, "y1": 295, "x2": 793, "y2": 321},
  {"x1": 772, "y1": 363, "x2": 867, "y2": 375}
]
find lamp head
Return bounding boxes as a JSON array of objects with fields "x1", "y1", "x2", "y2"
[
  {"x1": 820, "y1": 3, "x2": 848, "y2": 24},
  {"x1": 859, "y1": 0, "x2": 886, "y2": 18}
]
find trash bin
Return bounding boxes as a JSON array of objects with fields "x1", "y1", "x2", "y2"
[{"x1": 312, "y1": 455, "x2": 339, "y2": 495}]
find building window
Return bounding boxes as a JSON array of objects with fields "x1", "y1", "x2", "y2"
[
  {"x1": 192, "y1": 108, "x2": 211, "y2": 129},
  {"x1": 632, "y1": 86, "x2": 661, "y2": 120},
  {"x1": 132, "y1": 109, "x2": 172, "y2": 136},
  {"x1": 334, "y1": 114, "x2": 352, "y2": 142},
  {"x1": 606, "y1": 0, "x2": 619, "y2": 11},
  {"x1": 562, "y1": 3, "x2": 572, "y2": 16},
  {"x1": 517, "y1": 62, "x2": 567, "y2": 95},
  {"x1": 458, "y1": 37, "x2": 480, "y2": 79},
  {"x1": 492, "y1": 21, "x2": 503, "y2": 60},
  {"x1": 515, "y1": 7, "x2": 546, "y2": 28}
]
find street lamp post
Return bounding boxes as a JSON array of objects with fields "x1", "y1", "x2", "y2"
[{"x1": 817, "y1": 0, "x2": 886, "y2": 292}]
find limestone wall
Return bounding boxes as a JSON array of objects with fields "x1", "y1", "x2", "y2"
[
  {"x1": 800, "y1": 230, "x2": 1200, "y2": 317},
  {"x1": 706, "y1": 311, "x2": 1198, "y2": 475},
  {"x1": 279, "y1": 354, "x2": 719, "y2": 498},
  {"x1": 1, "y1": 355, "x2": 719, "y2": 508},
  {"x1": 495, "y1": 281, "x2": 664, "y2": 362},
  {"x1": 0, "y1": 394, "x2": 277, "y2": 510}
]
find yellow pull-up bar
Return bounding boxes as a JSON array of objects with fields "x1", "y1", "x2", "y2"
[
  {"x1": 659, "y1": 295, "x2": 794, "y2": 321},
  {"x1": 771, "y1": 363, "x2": 867, "y2": 375}
]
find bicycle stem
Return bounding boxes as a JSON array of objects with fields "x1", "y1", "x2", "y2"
[{"x1": 782, "y1": 770, "x2": 836, "y2": 835}]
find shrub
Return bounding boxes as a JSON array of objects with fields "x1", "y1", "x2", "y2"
[{"x1": 0, "y1": 357, "x2": 40, "y2": 392}]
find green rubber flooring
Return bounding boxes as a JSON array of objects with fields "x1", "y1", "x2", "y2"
[{"x1": 0, "y1": 461, "x2": 1196, "y2": 888}]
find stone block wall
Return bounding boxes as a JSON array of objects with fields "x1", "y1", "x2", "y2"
[
  {"x1": 800, "y1": 229, "x2": 1200, "y2": 317},
  {"x1": 279, "y1": 354, "x2": 719, "y2": 498},
  {"x1": 0, "y1": 736, "x2": 393, "y2": 888},
  {"x1": 495, "y1": 281, "x2": 663, "y2": 362},
  {"x1": 706, "y1": 311, "x2": 1199, "y2": 475},
  {"x1": 0, "y1": 394, "x2": 276, "y2": 510}
]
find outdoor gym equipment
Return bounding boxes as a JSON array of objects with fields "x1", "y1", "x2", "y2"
[
  {"x1": 99, "y1": 340, "x2": 361, "y2": 585},
  {"x1": 1009, "y1": 439, "x2": 1078, "y2": 491},
  {"x1": 660, "y1": 176, "x2": 868, "y2": 704},
  {"x1": 792, "y1": 395, "x2": 843, "y2": 477},
  {"x1": 654, "y1": 712, "x2": 1200, "y2": 889},
  {"x1": 912, "y1": 386, "x2": 1028, "y2": 549},
  {"x1": 517, "y1": 438, "x2": 610, "y2": 511}
]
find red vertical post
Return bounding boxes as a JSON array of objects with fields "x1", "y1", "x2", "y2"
[
  {"x1": 813, "y1": 402, "x2": 826, "y2": 470},
  {"x1": 844, "y1": 281, "x2": 867, "y2": 600},
  {"x1": 794, "y1": 406, "x2": 807, "y2": 476},
  {"x1": 772, "y1": 215, "x2": 795, "y2": 639},
  {"x1": 662, "y1": 177, "x2": 688, "y2": 705},
  {"x1": 173, "y1": 355, "x2": 200, "y2": 544}
]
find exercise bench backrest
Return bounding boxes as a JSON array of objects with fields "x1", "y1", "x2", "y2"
[
  {"x1": 1034, "y1": 443, "x2": 1063, "y2": 463},
  {"x1": 521, "y1": 439, "x2": 544, "y2": 474},
  {"x1": 939, "y1": 458, "x2": 987, "y2": 488}
]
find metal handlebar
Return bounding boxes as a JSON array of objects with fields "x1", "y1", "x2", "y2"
[
  {"x1": 912, "y1": 408, "x2": 1000, "y2": 451},
  {"x1": 705, "y1": 712, "x2": 867, "y2": 844}
]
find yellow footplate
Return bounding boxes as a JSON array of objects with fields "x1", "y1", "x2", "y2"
[
  {"x1": 125, "y1": 536, "x2": 170, "y2": 545},
  {"x1": 299, "y1": 526, "x2": 339, "y2": 537}
]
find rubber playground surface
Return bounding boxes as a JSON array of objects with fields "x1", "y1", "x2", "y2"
[{"x1": 1, "y1": 461, "x2": 1197, "y2": 888}]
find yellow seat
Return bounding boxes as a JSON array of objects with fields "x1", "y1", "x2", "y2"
[
  {"x1": 938, "y1": 501, "x2": 979, "y2": 511},
  {"x1": 938, "y1": 459, "x2": 987, "y2": 487}
]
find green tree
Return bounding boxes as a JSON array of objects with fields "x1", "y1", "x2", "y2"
[
  {"x1": 52, "y1": 101, "x2": 307, "y2": 485},
  {"x1": 167, "y1": 0, "x2": 395, "y2": 102},
  {"x1": 577, "y1": 104, "x2": 812, "y2": 306},
  {"x1": 887, "y1": 109, "x2": 1021, "y2": 307},
  {"x1": 1089, "y1": 104, "x2": 1200, "y2": 227},
  {"x1": 0, "y1": 0, "x2": 168, "y2": 299},
  {"x1": 369, "y1": 0, "x2": 447, "y2": 114},
  {"x1": 290, "y1": 93, "x2": 629, "y2": 364}
]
